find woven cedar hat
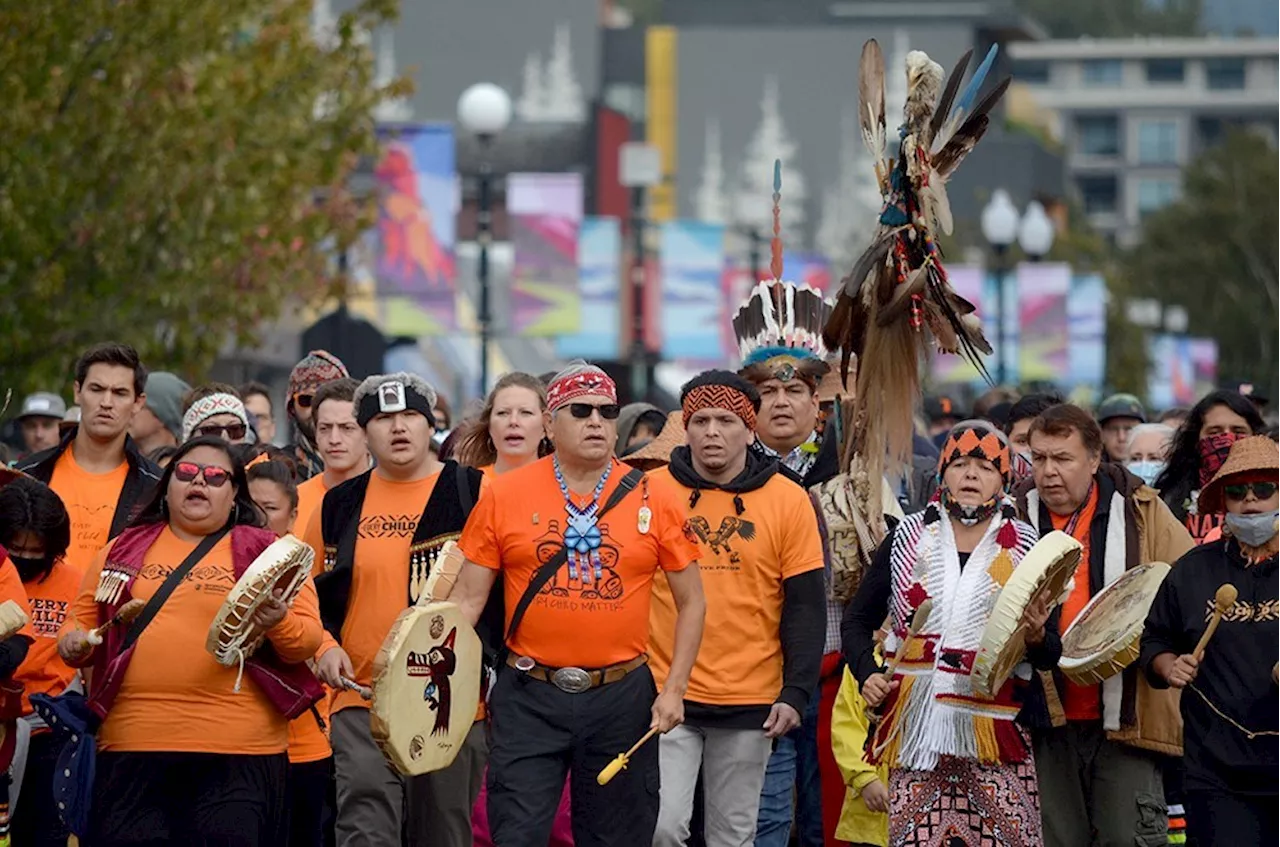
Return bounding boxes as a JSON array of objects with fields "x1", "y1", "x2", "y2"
[
  {"x1": 1198, "y1": 435, "x2": 1279, "y2": 514},
  {"x1": 621, "y1": 410, "x2": 685, "y2": 469}
]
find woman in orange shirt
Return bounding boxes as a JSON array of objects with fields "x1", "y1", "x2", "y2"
[
  {"x1": 453, "y1": 373, "x2": 573, "y2": 847},
  {"x1": 247, "y1": 455, "x2": 335, "y2": 847},
  {"x1": 0, "y1": 475, "x2": 78, "y2": 847},
  {"x1": 453, "y1": 371, "x2": 552, "y2": 475},
  {"x1": 58, "y1": 436, "x2": 324, "y2": 847}
]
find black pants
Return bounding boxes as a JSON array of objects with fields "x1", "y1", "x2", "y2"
[
  {"x1": 11, "y1": 731, "x2": 71, "y2": 847},
  {"x1": 87, "y1": 750, "x2": 288, "y2": 847},
  {"x1": 487, "y1": 664, "x2": 659, "y2": 847},
  {"x1": 287, "y1": 757, "x2": 335, "y2": 847},
  {"x1": 1185, "y1": 790, "x2": 1279, "y2": 846}
]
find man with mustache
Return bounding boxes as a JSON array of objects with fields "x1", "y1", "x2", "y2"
[{"x1": 16, "y1": 342, "x2": 161, "y2": 572}]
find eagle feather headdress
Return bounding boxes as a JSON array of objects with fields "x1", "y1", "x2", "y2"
[{"x1": 824, "y1": 40, "x2": 1009, "y2": 512}]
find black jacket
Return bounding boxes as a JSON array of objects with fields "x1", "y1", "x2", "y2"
[
  {"x1": 16, "y1": 428, "x2": 161, "y2": 539},
  {"x1": 1140, "y1": 540, "x2": 1278, "y2": 795}
]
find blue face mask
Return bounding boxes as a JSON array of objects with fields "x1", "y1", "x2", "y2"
[
  {"x1": 1225, "y1": 510, "x2": 1279, "y2": 548},
  {"x1": 1127, "y1": 460, "x2": 1165, "y2": 488}
]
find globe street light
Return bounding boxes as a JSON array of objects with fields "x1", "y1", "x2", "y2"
[
  {"x1": 1018, "y1": 200, "x2": 1056, "y2": 260},
  {"x1": 981, "y1": 190, "x2": 1020, "y2": 386},
  {"x1": 457, "y1": 83, "x2": 512, "y2": 397}
]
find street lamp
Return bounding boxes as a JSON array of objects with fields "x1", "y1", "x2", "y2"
[
  {"x1": 1018, "y1": 201, "x2": 1056, "y2": 260},
  {"x1": 981, "y1": 190, "x2": 1019, "y2": 385},
  {"x1": 457, "y1": 82, "x2": 512, "y2": 397}
]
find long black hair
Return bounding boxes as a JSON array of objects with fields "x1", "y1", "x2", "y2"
[
  {"x1": 1154, "y1": 390, "x2": 1266, "y2": 518},
  {"x1": 0, "y1": 477, "x2": 71, "y2": 582},
  {"x1": 131, "y1": 436, "x2": 266, "y2": 530}
]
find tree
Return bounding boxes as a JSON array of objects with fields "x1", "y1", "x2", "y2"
[
  {"x1": 1125, "y1": 129, "x2": 1278, "y2": 395},
  {"x1": 816, "y1": 109, "x2": 882, "y2": 269},
  {"x1": 0, "y1": 0, "x2": 404, "y2": 394},
  {"x1": 1015, "y1": 0, "x2": 1202, "y2": 38},
  {"x1": 541, "y1": 24, "x2": 584, "y2": 123},
  {"x1": 735, "y1": 76, "x2": 807, "y2": 246},
  {"x1": 516, "y1": 53, "x2": 547, "y2": 122},
  {"x1": 693, "y1": 117, "x2": 729, "y2": 224}
]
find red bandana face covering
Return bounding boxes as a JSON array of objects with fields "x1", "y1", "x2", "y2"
[{"x1": 1199, "y1": 431, "x2": 1244, "y2": 487}]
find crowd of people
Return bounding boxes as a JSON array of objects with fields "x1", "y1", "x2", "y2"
[{"x1": 0, "y1": 324, "x2": 1273, "y2": 847}]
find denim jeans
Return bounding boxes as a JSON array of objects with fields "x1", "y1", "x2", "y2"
[{"x1": 754, "y1": 694, "x2": 823, "y2": 847}]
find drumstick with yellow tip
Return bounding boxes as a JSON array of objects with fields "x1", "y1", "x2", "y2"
[
  {"x1": 86, "y1": 599, "x2": 147, "y2": 646},
  {"x1": 597, "y1": 727, "x2": 659, "y2": 786},
  {"x1": 883, "y1": 599, "x2": 934, "y2": 681},
  {"x1": 1193, "y1": 584, "x2": 1237, "y2": 661}
]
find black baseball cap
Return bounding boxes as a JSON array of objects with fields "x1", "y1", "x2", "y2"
[{"x1": 924, "y1": 394, "x2": 965, "y2": 423}]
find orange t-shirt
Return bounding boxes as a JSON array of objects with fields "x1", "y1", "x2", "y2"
[
  {"x1": 68, "y1": 529, "x2": 324, "y2": 754},
  {"x1": 294, "y1": 475, "x2": 328, "y2": 545},
  {"x1": 49, "y1": 450, "x2": 129, "y2": 573},
  {"x1": 16, "y1": 561, "x2": 83, "y2": 715},
  {"x1": 305, "y1": 472, "x2": 441, "y2": 716},
  {"x1": 459, "y1": 456, "x2": 698, "y2": 669},
  {"x1": 648, "y1": 469, "x2": 822, "y2": 706},
  {"x1": 1051, "y1": 486, "x2": 1102, "y2": 722}
]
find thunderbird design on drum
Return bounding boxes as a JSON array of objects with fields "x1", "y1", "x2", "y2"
[{"x1": 404, "y1": 625, "x2": 458, "y2": 735}]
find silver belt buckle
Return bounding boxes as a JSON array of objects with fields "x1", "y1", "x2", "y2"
[
  {"x1": 551, "y1": 666, "x2": 592, "y2": 694},
  {"x1": 514, "y1": 656, "x2": 536, "y2": 673}
]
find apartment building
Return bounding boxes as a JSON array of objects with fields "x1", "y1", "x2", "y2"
[{"x1": 1008, "y1": 37, "x2": 1279, "y2": 245}]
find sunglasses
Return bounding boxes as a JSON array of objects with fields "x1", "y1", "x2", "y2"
[
  {"x1": 196, "y1": 423, "x2": 247, "y2": 441},
  {"x1": 1223, "y1": 482, "x2": 1278, "y2": 501},
  {"x1": 173, "y1": 461, "x2": 232, "y2": 488},
  {"x1": 293, "y1": 392, "x2": 314, "y2": 409},
  {"x1": 566, "y1": 403, "x2": 621, "y2": 420}
]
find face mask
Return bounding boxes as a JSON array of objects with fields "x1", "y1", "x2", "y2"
[
  {"x1": 1199, "y1": 431, "x2": 1244, "y2": 487},
  {"x1": 7, "y1": 554, "x2": 53, "y2": 583},
  {"x1": 1224, "y1": 510, "x2": 1279, "y2": 548},
  {"x1": 1012, "y1": 450, "x2": 1034, "y2": 481},
  {"x1": 939, "y1": 487, "x2": 1001, "y2": 527},
  {"x1": 1127, "y1": 460, "x2": 1166, "y2": 488}
]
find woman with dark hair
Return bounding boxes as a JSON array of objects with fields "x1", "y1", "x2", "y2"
[
  {"x1": 453, "y1": 372, "x2": 552, "y2": 474},
  {"x1": 1154, "y1": 390, "x2": 1265, "y2": 543},
  {"x1": 57, "y1": 436, "x2": 323, "y2": 846},
  {"x1": 0, "y1": 476, "x2": 78, "y2": 847}
]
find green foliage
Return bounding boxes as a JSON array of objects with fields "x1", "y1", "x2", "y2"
[
  {"x1": 1125, "y1": 129, "x2": 1279, "y2": 398},
  {"x1": 1016, "y1": 0, "x2": 1202, "y2": 38},
  {"x1": 0, "y1": 0, "x2": 407, "y2": 395}
]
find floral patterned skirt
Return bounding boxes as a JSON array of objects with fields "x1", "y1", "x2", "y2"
[{"x1": 889, "y1": 754, "x2": 1042, "y2": 847}]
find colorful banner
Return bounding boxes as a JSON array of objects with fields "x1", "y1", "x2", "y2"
[
  {"x1": 1148, "y1": 335, "x2": 1218, "y2": 410},
  {"x1": 1067, "y1": 273, "x2": 1107, "y2": 393},
  {"x1": 1015, "y1": 262, "x2": 1071, "y2": 384},
  {"x1": 508, "y1": 173, "x2": 583, "y2": 336},
  {"x1": 661, "y1": 221, "x2": 727, "y2": 363},
  {"x1": 373, "y1": 124, "x2": 458, "y2": 334},
  {"x1": 556, "y1": 217, "x2": 622, "y2": 360}
]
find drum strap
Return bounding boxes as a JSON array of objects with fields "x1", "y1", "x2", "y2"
[
  {"x1": 121, "y1": 526, "x2": 230, "y2": 652},
  {"x1": 503, "y1": 468, "x2": 644, "y2": 653}
]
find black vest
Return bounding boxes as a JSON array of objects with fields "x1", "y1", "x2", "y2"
[{"x1": 313, "y1": 461, "x2": 503, "y2": 656}]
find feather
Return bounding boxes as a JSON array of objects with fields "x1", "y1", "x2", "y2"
[
  {"x1": 842, "y1": 236, "x2": 892, "y2": 300},
  {"x1": 929, "y1": 48, "x2": 973, "y2": 143},
  {"x1": 859, "y1": 40, "x2": 886, "y2": 168},
  {"x1": 875, "y1": 267, "x2": 929, "y2": 327},
  {"x1": 932, "y1": 114, "x2": 989, "y2": 179},
  {"x1": 919, "y1": 178, "x2": 954, "y2": 236},
  {"x1": 930, "y1": 43, "x2": 999, "y2": 156}
]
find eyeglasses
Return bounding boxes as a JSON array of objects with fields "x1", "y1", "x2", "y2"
[
  {"x1": 293, "y1": 393, "x2": 314, "y2": 409},
  {"x1": 196, "y1": 423, "x2": 247, "y2": 441},
  {"x1": 173, "y1": 461, "x2": 231, "y2": 488},
  {"x1": 1223, "y1": 482, "x2": 1278, "y2": 501},
  {"x1": 566, "y1": 403, "x2": 621, "y2": 421}
]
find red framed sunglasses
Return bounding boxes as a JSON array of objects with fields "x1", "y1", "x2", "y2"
[{"x1": 173, "y1": 461, "x2": 231, "y2": 488}]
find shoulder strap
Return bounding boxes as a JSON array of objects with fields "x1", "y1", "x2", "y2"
[
  {"x1": 121, "y1": 526, "x2": 229, "y2": 653},
  {"x1": 504, "y1": 468, "x2": 644, "y2": 646},
  {"x1": 456, "y1": 463, "x2": 476, "y2": 518}
]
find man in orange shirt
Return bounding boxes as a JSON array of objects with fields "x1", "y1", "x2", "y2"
[
  {"x1": 451, "y1": 362, "x2": 706, "y2": 847},
  {"x1": 648, "y1": 371, "x2": 825, "y2": 847},
  {"x1": 308, "y1": 373, "x2": 485, "y2": 847},
  {"x1": 1015, "y1": 404, "x2": 1193, "y2": 847},
  {"x1": 294, "y1": 377, "x2": 369, "y2": 534},
  {"x1": 16, "y1": 343, "x2": 161, "y2": 573}
]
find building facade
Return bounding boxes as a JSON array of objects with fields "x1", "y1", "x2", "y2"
[{"x1": 1009, "y1": 37, "x2": 1279, "y2": 245}]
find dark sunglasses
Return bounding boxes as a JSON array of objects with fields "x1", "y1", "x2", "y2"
[
  {"x1": 293, "y1": 392, "x2": 314, "y2": 409},
  {"x1": 173, "y1": 461, "x2": 231, "y2": 487},
  {"x1": 566, "y1": 403, "x2": 621, "y2": 420},
  {"x1": 1223, "y1": 482, "x2": 1278, "y2": 501},
  {"x1": 196, "y1": 423, "x2": 247, "y2": 441}
]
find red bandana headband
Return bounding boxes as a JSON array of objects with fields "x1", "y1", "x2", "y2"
[
  {"x1": 682, "y1": 384, "x2": 757, "y2": 430},
  {"x1": 547, "y1": 370, "x2": 618, "y2": 412}
]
